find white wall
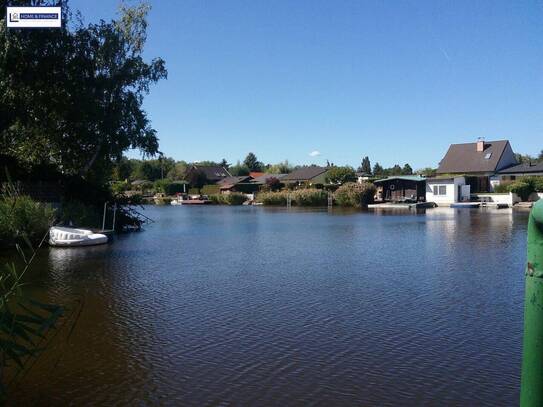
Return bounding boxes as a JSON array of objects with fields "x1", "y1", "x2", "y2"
[
  {"x1": 474, "y1": 193, "x2": 518, "y2": 206},
  {"x1": 426, "y1": 177, "x2": 468, "y2": 204}
]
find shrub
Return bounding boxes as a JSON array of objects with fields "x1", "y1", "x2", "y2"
[
  {"x1": 201, "y1": 184, "x2": 220, "y2": 195},
  {"x1": 291, "y1": 189, "x2": 328, "y2": 206},
  {"x1": 256, "y1": 191, "x2": 288, "y2": 205},
  {"x1": 256, "y1": 189, "x2": 327, "y2": 206},
  {"x1": 519, "y1": 176, "x2": 543, "y2": 193},
  {"x1": 325, "y1": 166, "x2": 357, "y2": 184},
  {"x1": 493, "y1": 182, "x2": 513, "y2": 193},
  {"x1": 0, "y1": 194, "x2": 56, "y2": 246},
  {"x1": 508, "y1": 181, "x2": 533, "y2": 201},
  {"x1": 334, "y1": 182, "x2": 377, "y2": 208},
  {"x1": 209, "y1": 193, "x2": 247, "y2": 205}
]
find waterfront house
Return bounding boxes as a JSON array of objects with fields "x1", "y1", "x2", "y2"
[
  {"x1": 425, "y1": 177, "x2": 471, "y2": 205},
  {"x1": 356, "y1": 172, "x2": 371, "y2": 183},
  {"x1": 436, "y1": 138, "x2": 518, "y2": 192},
  {"x1": 497, "y1": 162, "x2": 543, "y2": 182},
  {"x1": 281, "y1": 166, "x2": 329, "y2": 186},
  {"x1": 250, "y1": 173, "x2": 287, "y2": 189},
  {"x1": 186, "y1": 164, "x2": 231, "y2": 186},
  {"x1": 216, "y1": 175, "x2": 255, "y2": 194},
  {"x1": 373, "y1": 176, "x2": 426, "y2": 202}
]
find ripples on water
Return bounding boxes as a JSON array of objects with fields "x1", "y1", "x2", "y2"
[{"x1": 12, "y1": 206, "x2": 529, "y2": 406}]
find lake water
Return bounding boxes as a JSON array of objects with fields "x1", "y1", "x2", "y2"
[{"x1": 10, "y1": 206, "x2": 530, "y2": 405}]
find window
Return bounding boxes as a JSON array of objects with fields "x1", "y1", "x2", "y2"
[
  {"x1": 484, "y1": 152, "x2": 492, "y2": 160},
  {"x1": 433, "y1": 185, "x2": 447, "y2": 195}
]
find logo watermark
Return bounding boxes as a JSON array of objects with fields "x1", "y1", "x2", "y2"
[{"x1": 6, "y1": 6, "x2": 61, "y2": 28}]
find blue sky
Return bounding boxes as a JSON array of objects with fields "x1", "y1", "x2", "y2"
[{"x1": 70, "y1": 0, "x2": 543, "y2": 169}]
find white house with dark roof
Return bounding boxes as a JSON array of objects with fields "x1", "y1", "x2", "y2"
[{"x1": 436, "y1": 138, "x2": 518, "y2": 192}]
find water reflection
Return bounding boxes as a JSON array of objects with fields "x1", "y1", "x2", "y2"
[{"x1": 10, "y1": 206, "x2": 530, "y2": 405}]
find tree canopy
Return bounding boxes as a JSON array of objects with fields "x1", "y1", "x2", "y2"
[
  {"x1": 325, "y1": 166, "x2": 356, "y2": 184},
  {"x1": 359, "y1": 156, "x2": 372, "y2": 174},
  {"x1": 0, "y1": 0, "x2": 166, "y2": 182},
  {"x1": 243, "y1": 153, "x2": 263, "y2": 172}
]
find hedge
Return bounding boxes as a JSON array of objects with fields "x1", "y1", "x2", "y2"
[{"x1": 333, "y1": 182, "x2": 376, "y2": 208}]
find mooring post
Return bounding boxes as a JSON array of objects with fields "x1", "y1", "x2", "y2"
[
  {"x1": 521, "y1": 200, "x2": 543, "y2": 406},
  {"x1": 102, "y1": 202, "x2": 107, "y2": 232}
]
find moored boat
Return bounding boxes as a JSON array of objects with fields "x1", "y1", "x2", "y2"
[{"x1": 49, "y1": 227, "x2": 108, "y2": 247}]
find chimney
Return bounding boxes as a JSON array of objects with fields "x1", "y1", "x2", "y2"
[{"x1": 476, "y1": 137, "x2": 485, "y2": 152}]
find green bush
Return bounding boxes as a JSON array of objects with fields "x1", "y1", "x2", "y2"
[
  {"x1": 256, "y1": 189, "x2": 327, "y2": 206},
  {"x1": 291, "y1": 189, "x2": 328, "y2": 206},
  {"x1": 0, "y1": 194, "x2": 56, "y2": 245},
  {"x1": 334, "y1": 182, "x2": 377, "y2": 208},
  {"x1": 209, "y1": 193, "x2": 247, "y2": 205},
  {"x1": 508, "y1": 181, "x2": 533, "y2": 201},
  {"x1": 519, "y1": 176, "x2": 543, "y2": 193},
  {"x1": 256, "y1": 191, "x2": 288, "y2": 205},
  {"x1": 493, "y1": 182, "x2": 513, "y2": 193},
  {"x1": 202, "y1": 184, "x2": 220, "y2": 195}
]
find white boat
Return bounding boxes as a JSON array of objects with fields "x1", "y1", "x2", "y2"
[{"x1": 49, "y1": 227, "x2": 108, "y2": 247}]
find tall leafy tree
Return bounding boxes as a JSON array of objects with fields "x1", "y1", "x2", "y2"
[
  {"x1": 401, "y1": 163, "x2": 413, "y2": 175},
  {"x1": 325, "y1": 166, "x2": 356, "y2": 184},
  {"x1": 0, "y1": 0, "x2": 167, "y2": 181},
  {"x1": 243, "y1": 153, "x2": 263, "y2": 171},
  {"x1": 373, "y1": 163, "x2": 384, "y2": 177},
  {"x1": 359, "y1": 156, "x2": 372, "y2": 174}
]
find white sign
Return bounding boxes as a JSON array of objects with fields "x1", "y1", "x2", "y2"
[{"x1": 6, "y1": 6, "x2": 62, "y2": 28}]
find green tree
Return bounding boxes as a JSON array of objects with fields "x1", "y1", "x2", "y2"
[
  {"x1": 0, "y1": 1, "x2": 167, "y2": 181},
  {"x1": 266, "y1": 160, "x2": 293, "y2": 174},
  {"x1": 416, "y1": 167, "x2": 437, "y2": 177},
  {"x1": 390, "y1": 165, "x2": 402, "y2": 175},
  {"x1": 402, "y1": 163, "x2": 413, "y2": 175},
  {"x1": 373, "y1": 162, "x2": 384, "y2": 177},
  {"x1": 167, "y1": 161, "x2": 189, "y2": 180},
  {"x1": 538, "y1": 150, "x2": 543, "y2": 161},
  {"x1": 243, "y1": 153, "x2": 263, "y2": 172},
  {"x1": 219, "y1": 158, "x2": 230, "y2": 169},
  {"x1": 359, "y1": 156, "x2": 372, "y2": 174},
  {"x1": 325, "y1": 166, "x2": 356, "y2": 184},
  {"x1": 229, "y1": 161, "x2": 250, "y2": 176}
]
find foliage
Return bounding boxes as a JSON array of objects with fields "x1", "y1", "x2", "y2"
[
  {"x1": 402, "y1": 164, "x2": 413, "y2": 175},
  {"x1": 201, "y1": 185, "x2": 220, "y2": 195},
  {"x1": 57, "y1": 200, "x2": 101, "y2": 229},
  {"x1": 166, "y1": 161, "x2": 189, "y2": 181},
  {"x1": 209, "y1": 193, "x2": 247, "y2": 205},
  {"x1": 0, "y1": 1, "x2": 167, "y2": 181},
  {"x1": 508, "y1": 181, "x2": 533, "y2": 201},
  {"x1": 229, "y1": 161, "x2": 250, "y2": 176},
  {"x1": 266, "y1": 160, "x2": 293, "y2": 174},
  {"x1": 0, "y1": 185, "x2": 56, "y2": 247},
  {"x1": 325, "y1": 166, "x2": 356, "y2": 184},
  {"x1": 334, "y1": 182, "x2": 376, "y2": 208},
  {"x1": 256, "y1": 189, "x2": 327, "y2": 206},
  {"x1": 493, "y1": 182, "x2": 513, "y2": 193},
  {"x1": 373, "y1": 163, "x2": 385, "y2": 177},
  {"x1": 243, "y1": 153, "x2": 263, "y2": 172},
  {"x1": 515, "y1": 153, "x2": 538, "y2": 164},
  {"x1": 154, "y1": 179, "x2": 187, "y2": 195},
  {"x1": 265, "y1": 177, "x2": 282, "y2": 191},
  {"x1": 372, "y1": 162, "x2": 415, "y2": 177},
  {"x1": 416, "y1": 167, "x2": 437, "y2": 177},
  {"x1": 0, "y1": 181, "x2": 63, "y2": 399},
  {"x1": 358, "y1": 156, "x2": 372, "y2": 174}
]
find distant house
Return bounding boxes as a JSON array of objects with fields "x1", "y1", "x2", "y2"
[
  {"x1": 281, "y1": 166, "x2": 329, "y2": 186},
  {"x1": 216, "y1": 175, "x2": 254, "y2": 194},
  {"x1": 356, "y1": 172, "x2": 371, "y2": 183},
  {"x1": 497, "y1": 162, "x2": 543, "y2": 182},
  {"x1": 250, "y1": 173, "x2": 287, "y2": 186},
  {"x1": 249, "y1": 171, "x2": 265, "y2": 178},
  {"x1": 186, "y1": 164, "x2": 231, "y2": 186},
  {"x1": 436, "y1": 139, "x2": 518, "y2": 192},
  {"x1": 373, "y1": 176, "x2": 426, "y2": 202}
]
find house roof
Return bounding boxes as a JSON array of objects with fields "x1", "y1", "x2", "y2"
[
  {"x1": 216, "y1": 176, "x2": 252, "y2": 187},
  {"x1": 436, "y1": 140, "x2": 512, "y2": 174},
  {"x1": 374, "y1": 176, "x2": 426, "y2": 183},
  {"x1": 249, "y1": 171, "x2": 265, "y2": 178},
  {"x1": 250, "y1": 174, "x2": 287, "y2": 185},
  {"x1": 191, "y1": 165, "x2": 231, "y2": 181},
  {"x1": 282, "y1": 166, "x2": 328, "y2": 181},
  {"x1": 498, "y1": 162, "x2": 543, "y2": 174}
]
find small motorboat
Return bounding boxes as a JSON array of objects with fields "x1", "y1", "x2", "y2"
[{"x1": 49, "y1": 227, "x2": 108, "y2": 247}]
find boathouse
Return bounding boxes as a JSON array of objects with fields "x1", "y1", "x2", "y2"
[{"x1": 373, "y1": 176, "x2": 426, "y2": 202}]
